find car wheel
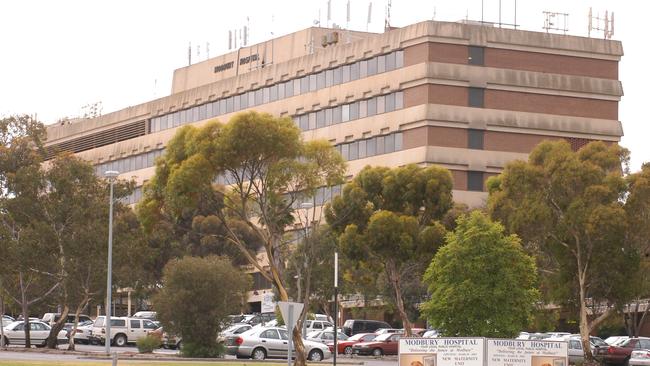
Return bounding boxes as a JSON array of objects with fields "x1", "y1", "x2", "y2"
[
  {"x1": 309, "y1": 349, "x2": 324, "y2": 361},
  {"x1": 252, "y1": 347, "x2": 267, "y2": 360},
  {"x1": 623, "y1": 357, "x2": 630, "y2": 366},
  {"x1": 344, "y1": 346, "x2": 353, "y2": 356},
  {"x1": 372, "y1": 348, "x2": 383, "y2": 357},
  {"x1": 114, "y1": 334, "x2": 127, "y2": 347}
]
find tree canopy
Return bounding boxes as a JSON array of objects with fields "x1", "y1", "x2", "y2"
[
  {"x1": 325, "y1": 164, "x2": 452, "y2": 335},
  {"x1": 422, "y1": 211, "x2": 539, "y2": 337},
  {"x1": 487, "y1": 140, "x2": 640, "y2": 361},
  {"x1": 154, "y1": 256, "x2": 249, "y2": 357},
  {"x1": 137, "y1": 111, "x2": 345, "y2": 366}
]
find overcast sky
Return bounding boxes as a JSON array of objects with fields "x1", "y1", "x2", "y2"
[{"x1": 1, "y1": 0, "x2": 647, "y2": 171}]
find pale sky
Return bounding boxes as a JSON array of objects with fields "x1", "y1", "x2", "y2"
[{"x1": 1, "y1": 0, "x2": 647, "y2": 171}]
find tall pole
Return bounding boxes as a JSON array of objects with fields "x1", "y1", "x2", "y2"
[
  {"x1": 104, "y1": 171, "x2": 119, "y2": 354},
  {"x1": 333, "y1": 252, "x2": 338, "y2": 366}
]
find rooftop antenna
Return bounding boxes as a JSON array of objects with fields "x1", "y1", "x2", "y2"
[
  {"x1": 588, "y1": 7, "x2": 614, "y2": 39},
  {"x1": 327, "y1": 0, "x2": 332, "y2": 27},
  {"x1": 384, "y1": 0, "x2": 391, "y2": 31},
  {"x1": 188, "y1": 42, "x2": 192, "y2": 65},
  {"x1": 346, "y1": 0, "x2": 351, "y2": 28},
  {"x1": 206, "y1": 42, "x2": 210, "y2": 59},
  {"x1": 543, "y1": 11, "x2": 569, "y2": 34},
  {"x1": 432, "y1": 6, "x2": 436, "y2": 20},
  {"x1": 366, "y1": 1, "x2": 372, "y2": 31},
  {"x1": 196, "y1": 44, "x2": 200, "y2": 60},
  {"x1": 228, "y1": 30, "x2": 233, "y2": 50}
]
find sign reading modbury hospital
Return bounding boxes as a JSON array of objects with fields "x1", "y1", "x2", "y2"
[
  {"x1": 399, "y1": 338, "x2": 567, "y2": 366},
  {"x1": 399, "y1": 338, "x2": 485, "y2": 366},
  {"x1": 487, "y1": 339, "x2": 568, "y2": 366}
]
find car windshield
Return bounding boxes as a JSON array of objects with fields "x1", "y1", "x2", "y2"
[
  {"x1": 591, "y1": 337, "x2": 608, "y2": 347},
  {"x1": 94, "y1": 317, "x2": 104, "y2": 327},
  {"x1": 375, "y1": 333, "x2": 393, "y2": 341},
  {"x1": 306, "y1": 331, "x2": 321, "y2": 338}
]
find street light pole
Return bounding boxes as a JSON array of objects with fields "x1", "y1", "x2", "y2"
[
  {"x1": 104, "y1": 170, "x2": 119, "y2": 355},
  {"x1": 333, "y1": 251, "x2": 338, "y2": 366}
]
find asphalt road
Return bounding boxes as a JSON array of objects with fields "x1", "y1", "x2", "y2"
[{"x1": 0, "y1": 344, "x2": 398, "y2": 366}]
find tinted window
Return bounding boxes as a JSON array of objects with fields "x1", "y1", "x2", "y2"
[
  {"x1": 279, "y1": 329, "x2": 289, "y2": 340},
  {"x1": 468, "y1": 171, "x2": 484, "y2": 191},
  {"x1": 262, "y1": 329, "x2": 280, "y2": 339},
  {"x1": 130, "y1": 320, "x2": 141, "y2": 328},
  {"x1": 468, "y1": 87, "x2": 485, "y2": 108},
  {"x1": 111, "y1": 319, "x2": 126, "y2": 327},
  {"x1": 468, "y1": 129, "x2": 484, "y2": 149},
  {"x1": 468, "y1": 46, "x2": 485, "y2": 65},
  {"x1": 143, "y1": 320, "x2": 157, "y2": 329},
  {"x1": 313, "y1": 322, "x2": 323, "y2": 329}
]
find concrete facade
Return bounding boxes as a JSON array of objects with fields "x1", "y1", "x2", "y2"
[{"x1": 44, "y1": 20, "x2": 623, "y2": 308}]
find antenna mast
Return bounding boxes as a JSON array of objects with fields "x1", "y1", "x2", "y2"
[
  {"x1": 542, "y1": 11, "x2": 569, "y2": 34},
  {"x1": 588, "y1": 7, "x2": 614, "y2": 39},
  {"x1": 384, "y1": 0, "x2": 391, "y2": 31}
]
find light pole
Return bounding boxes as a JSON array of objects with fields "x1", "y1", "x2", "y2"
[
  {"x1": 104, "y1": 170, "x2": 119, "y2": 355},
  {"x1": 333, "y1": 251, "x2": 338, "y2": 366}
]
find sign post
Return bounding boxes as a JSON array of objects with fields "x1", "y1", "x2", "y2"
[{"x1": 278, "y1": 301, "x2": 304, "y2": 366}]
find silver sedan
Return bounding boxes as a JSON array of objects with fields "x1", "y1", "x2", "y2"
[
  {"x1": 226, "y1": 326, "x2": 331, "y2": 361},
  {"x1": 1, "y1": 321, "x2": 67, "y2": 347}
]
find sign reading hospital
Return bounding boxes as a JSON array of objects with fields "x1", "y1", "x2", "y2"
[
  {"x1": 487, "y1": 339, "x2": 568, "y2": 366},
  {"x1": 399, "y1": 338, "x2": 484, "y2": 366}
]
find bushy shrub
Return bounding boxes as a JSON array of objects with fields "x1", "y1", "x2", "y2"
[
  {"x1": 136, "y1": 334, "x2": 161, "y2": 353},
  {"x1": 181, "y1": 341, "x2": 225, "y2": 358}
]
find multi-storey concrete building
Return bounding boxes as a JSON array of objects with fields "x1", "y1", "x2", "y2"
[{"x1": 44, "y1": 20, "x2": 623, "y2": 311}]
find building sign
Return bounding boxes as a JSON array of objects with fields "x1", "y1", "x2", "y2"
[
  {"x1": 261, "y1": 292, "x2": 275, "y2": 313},
  {"x1": 486, "y1": 339, "x2": 568, "y2": 366},
  {"x1": 399, "y1": 338, "x2": 484, "y2": 366},
  {"x1": 213, "y1": 54, "x2": 259, "y2": 73},
  {"x1": 214, "y1": 61, "x2": 234, "y2": 73},
  {"x1": 239, "y1": 54, "x2": 258, "y2": 65}
]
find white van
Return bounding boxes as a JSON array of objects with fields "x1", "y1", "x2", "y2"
[{"x1": 94, "y1": 316, "x2": 158, "y2": 346}]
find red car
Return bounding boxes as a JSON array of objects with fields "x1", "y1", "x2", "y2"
[
  {"x1": 327, "y1": 332, "x2": 377, "y2": 355},
  {"x1": 601, "y1": 337, "x2": 650, "y2": 365},
  {"x1": 351, "y1": 332, "x2": 402, "y2": 356}
]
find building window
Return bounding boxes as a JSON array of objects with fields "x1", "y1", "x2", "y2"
[
  {"x1": 468, "y1": 87, "x2": 484, "y2": 108},
  {"x1": 468, "y1": 129, "x2": 484, "y2": 149},
  {"x1": 468, "y1": 46, "x2": 485, "y2": 66},
  {"x1": 467, "y1": 171, "x2": 484, "y2": 191}
]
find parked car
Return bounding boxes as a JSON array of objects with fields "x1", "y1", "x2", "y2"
[
  {"x1": 327, "y1": 332, "x2": 377, "y2": 355},
  {"x1": 2, "y1": 316, "x2": 14, "y2": 327},
  {"x1": 132, "y1": 311, "x2": 157, "y2": 320},
  {"x1": 422, "y1": 329, "x2": 439, "y2": 338},
  {"x1": 549, "y1": 335, "x2": 607, "y2": 364},
  {"x1": 304, "y1": 320, "x2": 334, "y2": 334},
  {"x1": 41, "y1": 313, "x2": 92, "y2": 327},
  {"x1": 68, "y1": 320, "x2": 94, "y2": 344},
  {"x1": 226, "y1": 326, "x2": 331, "y2": 361},
  {"x1": 352, "y1": 332, "x2": 402, "y2": 356},
  {"x1": 607, "y1": 336, "x2": 631, "y2": 346},
  {"x1": 229, "y1": 313, "x2": 276, "y2": 327},
  {"x1": 305, "y1": 330, "x2": 349, "y2": 344},
  {"x1": 601, "y1": 337, "x2": 650, "y2": 366},
  {"x1": 1, "y1": 321, "x2": 67, "y2": 347},
  {"x1": 218, "y1": 323, "x2": 253, "y2": 343},
  {"x1": 342, "y1": 319, "x2": 391, "y2": 336},
  {"x1": 96, "y1": 316, "x2": 159, "y2": 346},
  {"x1": 375, "y1": 328, "x2": 401, "y2": 335},
  {"x1": 630, "y1": 349, "x2": 650, "y2": 366}
]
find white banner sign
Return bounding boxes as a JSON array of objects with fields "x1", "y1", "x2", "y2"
[
  {"x1": 399, "y1": 338, "x2": 485, "y2": 366},
  {"x1": 486, "y1": 339, "x2": 568, "y2": 366}
]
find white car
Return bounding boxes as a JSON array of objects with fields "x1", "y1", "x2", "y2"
[
  {"x1": 630, "y1": 349, "x2": 650, "y2": 366},
  {"x1": 226, "y1": 326, "x2": 332, "y2": 361},
  {"x1": 71, "y1": 320, "x2": 95, "y2": 344},
  {"x1": 423, "y1": 329, "x2": 439, "y2": 338},
  {"x1": 1, "y1": 321, "x2": 67, "y2": 347}
]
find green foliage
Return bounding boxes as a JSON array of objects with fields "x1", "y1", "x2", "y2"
[
  {"x1": 136, "y1": 334, "x2": 161, "y2": 353},
  {"x1": 326, "y1": 164, "x2": 453, "y2": 333},
  {"x1": 153, "y1": 256, "x2": 250, "y2": 358},
  {"x1": 423, "y1": 211, "x2": 539, "y2": 337},
  {"x1": 181, "y1": 341, "x2": 225, "y2": 358},
  {"x1": 487, "y1": 140, "x2": 642, "y2": 359}
]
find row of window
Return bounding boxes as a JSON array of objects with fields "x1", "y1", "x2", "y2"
[
  {"x1": 94, "y1": 149, "x2": 165, "y2": 177},
  {"x1": 335, "y1": 132, "x2": 404, "y2": 161},
  {"x1": 149, "y1": 50, "x2": 405, "y2": 133},
  {"x1": 293, "y1": 91, "x2": 404, "y2": 131},
  {"x1": 122, "y1": 186, "x2": 143, "y2": 205}
]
